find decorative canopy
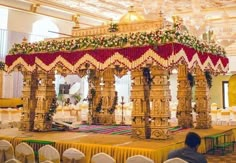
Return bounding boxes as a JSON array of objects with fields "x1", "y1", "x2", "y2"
[{"x1": 5, "y1": 22, "x2": 229, "y2": 74}]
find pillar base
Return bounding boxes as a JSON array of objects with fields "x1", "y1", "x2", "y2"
[
  {"x1": 151, "y1": 127, "x2": 171, "y2": 140},
  {"x1": 19, "y1": 121, "x2": 34, "y2": 131},
  {"x1": 178, "y1": 115, "x2": 193, "y2": 128},
  {"x1": 195, "y1": 114, "x2": 212, "y2": 129},
  {"x1": 131, "y1": 127, "x2": 147, "y2": 139},
  {"x1": 34, "y1": 121, "x2": 52, "y2": 131}
]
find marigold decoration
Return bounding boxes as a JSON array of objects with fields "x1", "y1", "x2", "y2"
[
  {"x1": 45, "y1": 98, "x2": 57, "y2": 121},
  {"x1": 8, "y1": 25, "x2": 226, "y2": 57}
]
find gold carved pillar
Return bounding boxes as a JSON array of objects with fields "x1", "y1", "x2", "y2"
[
  {"x1": 0, "y1": 71, "x2": 3, "y2": 97},
  {"x1": 195, "y1": 66, "x2": 211, "y2": 129},
  {"x1": 131, "y1": 69, "x2": 150, "y2": 139},
  {"x1": 101, "y1": 68, "x2": 116, "y2": 124},
  {"x1": 150, "y1": 67, "x2": 171, "y2": 139},
  {"x1": 177, "y1": 64, "x2": 193, "y2": 128},
  {"x1": 88, "y1": 70, "x2": 102, "y2": 124},
  {"x1": 20, "y1": 71, "x2": 38, "y2": 131},
  {"x1": 34, "y1": 70, "x2": 56, "y2": 131}
]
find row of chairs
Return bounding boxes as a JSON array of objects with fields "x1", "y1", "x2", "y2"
[
  {"x1": 0, "y1": 139, "x2": 188, "y2": 163},
  {"x1": 211, "y1": 109, "x2": 236, "y2": 125},
  {"x1": 0, "y1": 139, "x2": 155, "y2": 163}
]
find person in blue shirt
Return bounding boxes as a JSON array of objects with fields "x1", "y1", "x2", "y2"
[{"x1": 167, "y1": 132, "x2": 207, "y2": 163}]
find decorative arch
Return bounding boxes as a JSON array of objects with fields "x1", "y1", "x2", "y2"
[{"x1": 30, "y1": 19, "x2": 59, "y2": 42}]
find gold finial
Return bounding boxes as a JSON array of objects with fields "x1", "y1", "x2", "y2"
[
  {"x1": 172, "y1": 15, "x2": 181, "y2": 24},
  {"x1": 22, "y1": 37, "x2": 28, "y2": 43},
  {"x1": 72, "y1": 14, "x2": 80, "y2": 28}
]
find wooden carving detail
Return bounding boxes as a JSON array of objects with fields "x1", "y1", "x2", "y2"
[
  {"x1": 87, "y1": 69, "x2": 101, "y2": 124},
  {"x1": 131, "y1": 69, "x2": 149, "y2": 139},
  {"x1": 101, "y1": 68, "x2": 116, "y2": 124},
  {"x1": 89, "y1": 68, "x2": 116, "y2": 125},
  {"x1": 33, "y1": 70, "x2": 55, "y2": 131},
  {"x1": 177, "y1": 64, "x2": 193, "y2": 128},
  {"x1": 150, "y1": 67, "x2": 171, "y2": 139},
  {"x1": 195, "y1": 66, "x2": 212, "y2": 129},
  {"x1": 20, "y1": 71, "x2": 37, "y2": 131}
]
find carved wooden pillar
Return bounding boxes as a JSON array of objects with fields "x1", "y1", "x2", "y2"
[
  {"x1": 34, "y1": 70, "x2": 55, "y2": 131},
  {"x1": 0, "y1": 71, "x2": 3, "y2": 97},
  {"x1": 89, "y1": 70, "x2": 102, "y2": 124},
  {"x1": 150, "y1": 67, "x2": 171, "y2": 139},
  {"x1": 177, "y1": 64, "x2": 193, "y2": 128},
  {"x1": 131, "y1": 69, "x2": 149, "y2": 139},
  {"x1": 101, "y1": 68, "x2": 116, "y2": 124},
  {"x1": 19, "y1": 71, "x2": 37, "y2": 131},
  {"x1": 195, "y1": 66, "x2": 212, "y2": 129}
]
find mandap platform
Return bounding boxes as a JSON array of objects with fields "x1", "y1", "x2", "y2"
[{"x1": 0, "y1": 125, "x2": 235, "y2": 163}]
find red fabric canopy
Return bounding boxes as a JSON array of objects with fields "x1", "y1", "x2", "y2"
[{"x1": 5, "y1": 43, "x2": 228, "y2": 73}]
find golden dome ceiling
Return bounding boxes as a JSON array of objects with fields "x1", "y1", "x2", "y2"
[{"x1": 119, "y1": 6, "x2": 145, "y2": 24}]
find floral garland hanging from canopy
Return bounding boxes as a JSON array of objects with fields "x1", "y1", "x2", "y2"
[{"x1": 5, "y1": 22, "x2": 228, "y2": 74}]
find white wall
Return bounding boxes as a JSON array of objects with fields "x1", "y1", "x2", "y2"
[
  {"x1": 228, "y1": 56, "x2": 236, "y2": 73},
  {"x1": 2, "y1": 8, "x2": 74, "y2": 98},
  {"x1": 7, "y1": 9, "x2": 74, "y2": 37}
]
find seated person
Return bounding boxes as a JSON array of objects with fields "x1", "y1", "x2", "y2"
[{"x1": 167, "y1": 132, "x2": 207, "y2": 163}]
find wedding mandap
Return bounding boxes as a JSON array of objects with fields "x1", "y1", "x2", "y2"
[{"x1": 4, "y1": 15, "x2": 228, "y2": 140}]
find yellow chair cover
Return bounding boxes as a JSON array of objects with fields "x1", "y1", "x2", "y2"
[
  {"x1": 62, "y1": 157, "x2": 82, "y2": 163},
  {"x1": 0, "y1": 140, "x2": 14, "y2": 162},
  {"x1": 39, "y1": 145, "x2": 60, "y2": 163},
  {"x1": 62, "y1": 148, "x2": 85, "y2": 163},
  {"x1": 5, "y1": 158, "x2": 22, "y2": 163},
  {"x1": 15, "y1": 151, "x2": 35, "y2": 163},
  {"x1": 15, "y1": 142, "x2": 35, "y2": 163}
]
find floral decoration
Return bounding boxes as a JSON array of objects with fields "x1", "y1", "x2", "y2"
[
  {"x1": 108, "y1": 23, "x2": 119, "y2": 32},
  {"x1": 205, "y1": 71, "x2": 212, "y2": 88},
  {"x1": 0, "y1": 61, "x2": 5, "y2": 71},
  {"x1": 95, "y1": 97, "x2": 103, "y2": 113},
  {"x1": 45, "y1": 98, "x2": 57, "y2": 121},
  {"x1": 108, "y1": 92, "x2": 118, "y2": 114},
  {"x1": 187, "y1": 72, "x2": 195, "y2": 88},
  {"x1": 8, "y1": 24, "x2": 226, "y2": 57}
]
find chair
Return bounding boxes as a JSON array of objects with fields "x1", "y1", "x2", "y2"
[
  {"x1": 62, "y1": 148, "x2": 85, "y2": 163},
  {"x1": 211, "y1": 103, "x2": 218, "y2": 110},
  {"x1": 210, "y1": 110, "x2": 219, "y2": 125},
  {"x1": 40, "y1": 161, "x2": 54, "y2": 163},
  {"x1": 0, "y1": 140, "x2": 14, "y2": 162},
  {"x1": 91, "y1": 152, "x2": 115, "y2": 163},
  {"x1": 15, "y1": 142, "x2": 35, "y2": 163},
  {"x1": 5, "y1": 158, "x2": 22, "y2": 163},
  {"x1": 38, "y1": 145, "x2": 60, "y2": 163},
  {"x1": 164, "y1": 158, "x2": 188, "y2": 163},
  {"x1": 229, "y1": 111, "x2": 236, "y2": 125},
  {"x1": 220, "y1": 110, "x2": 230, "y2": 125},
  {"x1": 126, "y1": 155, "x2": 154, "y2": 163}
]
